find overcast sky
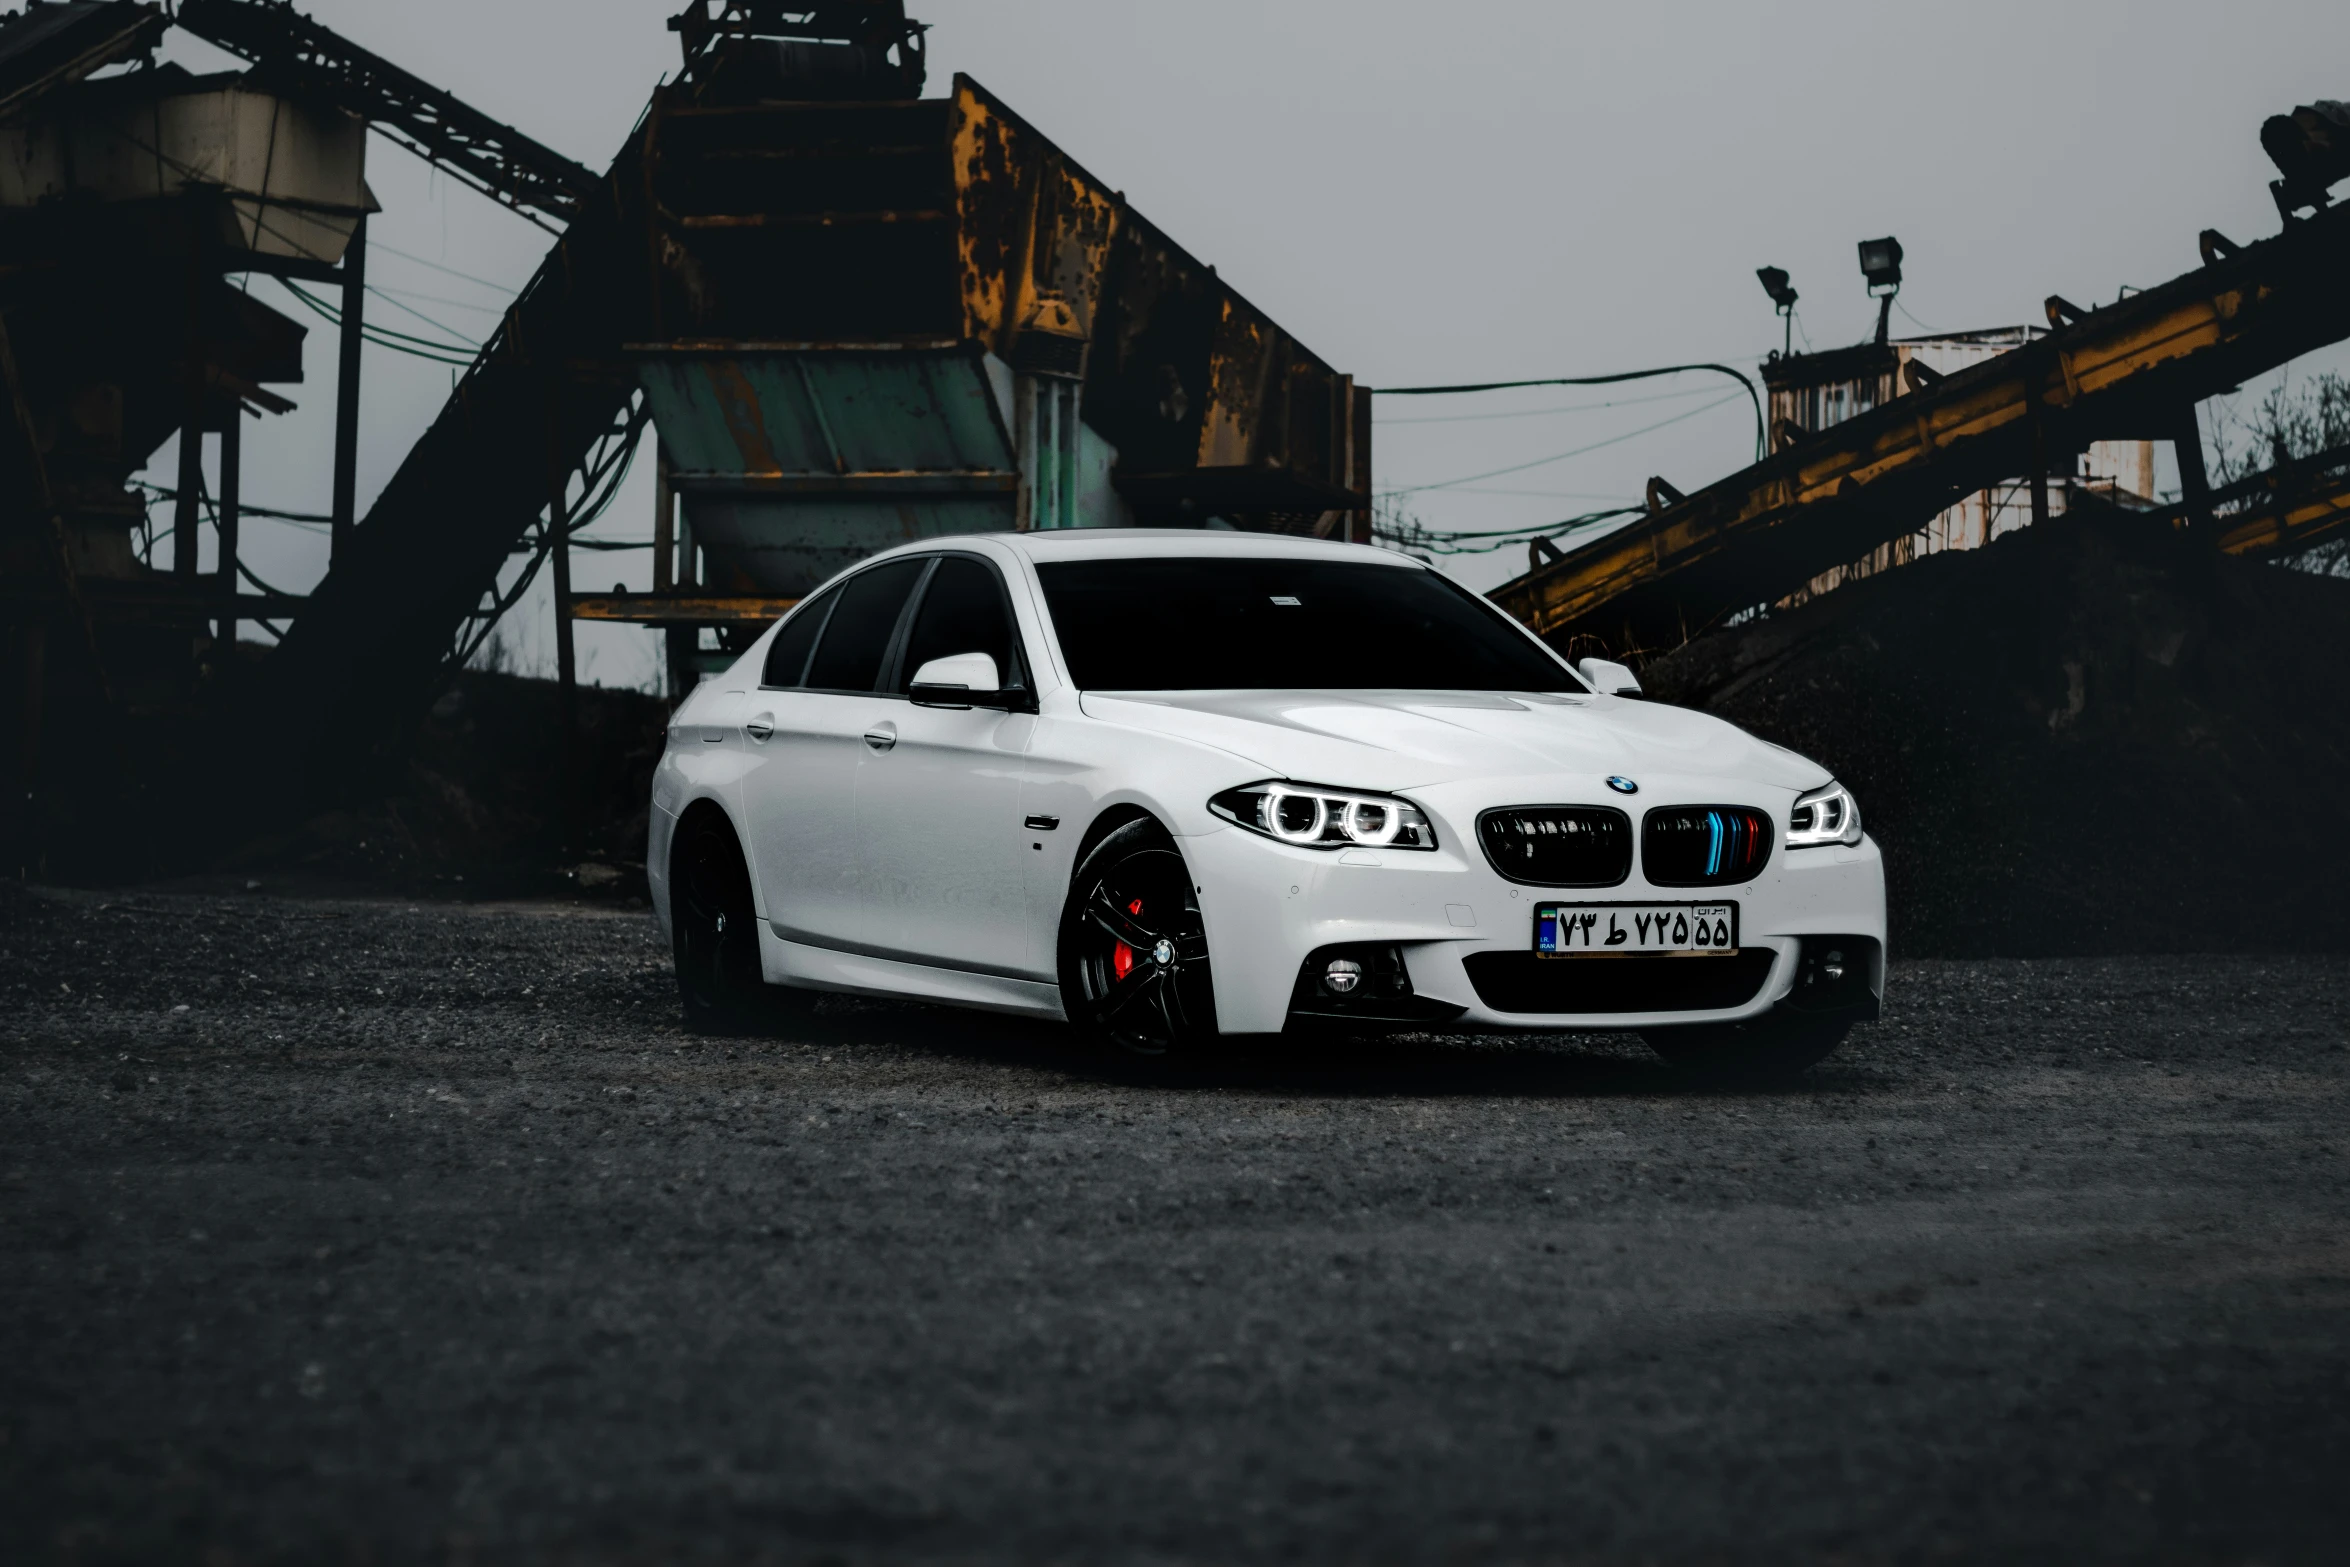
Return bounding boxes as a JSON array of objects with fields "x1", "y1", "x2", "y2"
[{"x1": 147, "y1": 0, "x2": 2350, "y2": 690}]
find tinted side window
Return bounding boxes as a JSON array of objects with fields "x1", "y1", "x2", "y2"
[
  {"x1": 761, "y1": 585, "x2": 838, "y2": 688},
  {"x1": 804, "y1": 558, "x2": 926, "y2": 693},
  {"x1": 898, "y1": 556, "x2": 1019, "y2": 692}
]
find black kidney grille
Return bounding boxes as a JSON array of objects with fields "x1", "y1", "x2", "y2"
[
  {"x1": 1642, "y1": 806, "x2": 1773, "y2": 886},
  {"x1": 1477, "y1": 806, "x2": 1631, "y2": 887}
]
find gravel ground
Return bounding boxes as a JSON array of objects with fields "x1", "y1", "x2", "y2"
[{"x1": 3, "y1": 885, "x2": 2347, "y2": 1564}]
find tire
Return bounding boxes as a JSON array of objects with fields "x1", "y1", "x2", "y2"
[
  {"x1": 1057, "y1": 818, "x2": 1217, "y2": 1056},
  {"x1": 1642, "y1": 1014, "x2": 1850, "y2": 1082},
  {"x1": 670, "y1": 809, "x2": 785, "y2": 1034}
]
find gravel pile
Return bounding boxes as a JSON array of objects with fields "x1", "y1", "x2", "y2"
[{"x1": 3, "y1": 885, "x2": 2347, "y2": 1561}]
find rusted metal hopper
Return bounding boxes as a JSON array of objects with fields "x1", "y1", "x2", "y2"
[{"x1": 628, "y1": 71, "x2": 1370, "y2": 602}]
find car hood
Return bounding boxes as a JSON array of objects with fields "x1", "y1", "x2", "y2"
[{"x1": 1078, "y1": 689, "x2": 1830, "y2": 795}]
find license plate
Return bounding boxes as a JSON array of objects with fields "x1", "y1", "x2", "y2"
[{"x1": 1535, "y1": 902, "x2": 1737, "y2": 956}]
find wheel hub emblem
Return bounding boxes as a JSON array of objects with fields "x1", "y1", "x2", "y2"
[{"x1": 1152, "y1": 938, "x2": 1176, "y2": 967}]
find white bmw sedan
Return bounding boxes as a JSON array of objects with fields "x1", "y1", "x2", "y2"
[{"x1": 649, "y1": 531, "x2": 1885, "y2": 1074}]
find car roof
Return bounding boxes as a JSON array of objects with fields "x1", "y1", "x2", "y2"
[{"x1": 968, "y1": 529, "x2": 1422, "y2": 567}]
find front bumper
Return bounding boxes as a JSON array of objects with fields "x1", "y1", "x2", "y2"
[{"x1": 1184, "y1": 809, "x2": 1887, "y2": 1035}]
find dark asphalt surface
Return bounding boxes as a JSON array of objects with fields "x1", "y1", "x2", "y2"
[{"x1": 3, "y1": 884, "x2": 2348, "y2": 1564}]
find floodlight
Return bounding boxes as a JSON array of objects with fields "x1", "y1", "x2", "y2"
[{"x1": 1857, "y1": 236, "x2": 1904, "y2": 296}]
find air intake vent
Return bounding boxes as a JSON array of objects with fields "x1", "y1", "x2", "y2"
[
  {"x1": 1477, "y1": 806, "x2": 1631, "y2": 887},
  {"x1": 1642, "y1": 806, "x2": 1773, "y2": 887},
  {"x1": 1463, "y1": 949, "x2": 1776, "y2": 1015}
]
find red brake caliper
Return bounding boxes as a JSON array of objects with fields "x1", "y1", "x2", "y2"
[{"x1": 1111, "y1": 898, "x2": 1144, "y2": 980}]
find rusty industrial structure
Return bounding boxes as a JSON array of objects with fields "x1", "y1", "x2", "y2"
[
  {"x1": 0, "y1": 0, "x2": 2343, "y2": 873},
  {"x1": 264, "y1": 0, "x2": 1369, "y2": 770},
  {"x1": 0, "y1": 0, "x2": 1368, "y2": 858},
  {"x1": 1492, "y1": 180, "x2": 2350, "y2": 657}
]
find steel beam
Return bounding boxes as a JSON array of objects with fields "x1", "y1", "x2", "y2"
[
  {"x1": 216, "y1": 410, "x2": 241, "y2": 646},
  {"x1": 568, "y1": 594, "x2": 799, "y2": 625},
  {"x1": 329, "y1": 213, "x2": 365, "y2": 564}
]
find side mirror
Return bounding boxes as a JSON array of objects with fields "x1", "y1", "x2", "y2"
[
  {"x1": 909, "y1": 652, "x2": 1030, "y2": 711},
  {"x1": 1576, "y1": 656, "x2": 1643, "y2": 698}
]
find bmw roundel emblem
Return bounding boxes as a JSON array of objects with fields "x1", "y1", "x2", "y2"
[{"x1": 1606, "y1": 776, "x2": 1639, "y2": 795}]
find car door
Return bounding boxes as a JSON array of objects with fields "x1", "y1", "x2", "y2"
[
  {"x1": 738, "y1": 556, "x2": 926, "y2": 951},
  {"x1": 854, "y1": 552, "x2": 1040, "y2": 977}
]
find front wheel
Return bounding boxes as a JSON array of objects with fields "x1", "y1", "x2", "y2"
[
  {"x1": 1642, "y1": 1014, "x2": 1850, "y2": 1082},
  {"x1": 1057, "y1": 818, "x2": 1217, "y2": 1056}
]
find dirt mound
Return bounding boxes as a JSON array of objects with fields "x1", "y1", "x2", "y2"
[
  {"x1": 1642, "y1": 507, "x2": 2350, "y2": 957},
  {"x1": 26, "y1": 668, "x2": 672, "y2": 899},
  {"x1": 203, "y1": 670, "x2": 671, "y2": 900}
]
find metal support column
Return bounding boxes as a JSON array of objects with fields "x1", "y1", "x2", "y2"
[
  {"x1": 330, "y1": 213, "x2": 367, "y2": 564},
  {"x1": 13, "y1": 623, "x2": 41, "y2": 878},
  {"x1": 2174, "y1": 404, "x2": 2214, "y2": 535},
  {"x1": 654, "y1": 439, "x2": 692, "y2": 699},
  {"x1": 215, "y1": 409, "x2": 240, "y2": 648},
  {"x1": 652, "y1": 440, "x2": 674, "y2": 593},
  {"x1": 2025, "y1": 372, "x2": 2051, "y2": 529},
  {"x1": 174, "y1": 207, "x2": 205, "y2": 581},
  {"x1": 547, "y1": 394, "x2": 577, "y2": 735}
]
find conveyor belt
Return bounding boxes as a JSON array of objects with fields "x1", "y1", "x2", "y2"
[
  {"x1": 1490, "y1": 202, "x2": 2350, "y2": 657},
  {"x1": 2212, "y1": 441, "x2": 2350, "y2": 560}
]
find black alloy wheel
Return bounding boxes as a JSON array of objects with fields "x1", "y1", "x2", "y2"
[
  {"x1": 671, "y1": 810, "x2": 774, "y2": 1033},
  {"x1": 1641, "y1": 1015, "x2": 1850, "y2": 1082},
  {"x1": 1058, "y1": 818, "x2": 1216, "y2": 1055}
]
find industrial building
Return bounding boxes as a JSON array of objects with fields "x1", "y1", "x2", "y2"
[
  {"x1": 1, "y1": 0, "x2": 2346, "y2": 876},
  {"x1": 0, "y1": 0, "x2": 1368, "y2": 866}
]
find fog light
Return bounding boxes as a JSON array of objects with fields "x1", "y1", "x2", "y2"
[
  {"x1": 1323, "y1": 959, "x2": 1364, "y2": 995},
  {"x1": 1823, "y1": 950, "x2": 1845, "y2": 982}
]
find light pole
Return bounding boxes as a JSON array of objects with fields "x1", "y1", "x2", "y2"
[
  {"x1": 1858, "y1": 236, "x2": 1904, "y2": 345},
  {"x1": 1756, "y1": 266, "x2": 1798, "y2": 360}
]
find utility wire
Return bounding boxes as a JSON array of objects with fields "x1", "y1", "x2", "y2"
[
  {"x1": 278, "y1": 278, "x2": 478, "y2": 365},
  {"x1": 1374, "y1": 505, "x2": 1643, "y2": 558},
  {"x1": 1380, "y1": 362, "x2": 1766, "y2": 462},
  {"x1": 133, "y1": 480, "x2": 333, "y2": 528},
  {"x1": 1376, "y1": 384, "x2": 1719, "y2": 426},
  {"x1": 370, "y1": 239, "x2": 522, "y2": 295},
  {"x1": 369, "y1": 283, "x2": 507, "y2": 317},
  {"x1": 362, "y1": 281, "x2": 478, "y2": 343},
  {"x1": 447, "y1": 399, "x2": 651, "y2": 674},
  {"x1": 1378, "y1": 394, "x2": 1741, "y2": 497}
]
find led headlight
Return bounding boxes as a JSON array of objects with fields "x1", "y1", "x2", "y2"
[
  {"x1": 1785, "y1": 780, "x2": 1863, "y2": 849},
  {"x1": 1208, "y1": 782, "x2": 1438, "y2": 851}
]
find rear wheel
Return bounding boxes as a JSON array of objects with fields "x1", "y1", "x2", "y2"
[
  {"x1": 1058, "y1": 819, "x2": 1216, "y2": 1056},
  {"x1": 1642, "y1": 1014, "x2": 1850, "y2": 1082},
  {"x1": 671, "y1": 810, "x2": 785, "y2": 1034}
]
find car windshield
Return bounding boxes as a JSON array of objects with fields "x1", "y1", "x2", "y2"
[{"x1": 1034, "y1": 556, "x2": 1583, "y2": 692}]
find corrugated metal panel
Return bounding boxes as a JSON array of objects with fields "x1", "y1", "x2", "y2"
[
  {"x1": 636, "y1": 349, "x2": 1015, "y2": 479},
  {"x1": 636, "y1": 347, "x2": 1019, "y2": 595}
]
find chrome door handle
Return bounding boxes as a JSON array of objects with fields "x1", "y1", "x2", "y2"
[
  {"x1": 744, "y1": 714, "x2": 775, "y2": 742},
  {"x1": 863, "y1": 724, "x2": 897, "y2": 752}
]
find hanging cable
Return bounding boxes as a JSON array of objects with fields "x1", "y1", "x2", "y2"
[
  {"x1": 1378, "y1": 394, "x2": 1742, "y2": 497},
  {"x1": 1377, "y1": 384, "x2": 1721, "y2": 426},
  {"x1": 1380, "y1": 362, "x2": 1766, "y2": 462},
  {"x1": 278, "y1": 278, "x2": 478, "y2": 366},
  {"x1": 1373, "y1": 505, "x2": 1644, "y2": 558},
  {"x1": 445, "y1": 398, "x2": 651, "y2": 675}
]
